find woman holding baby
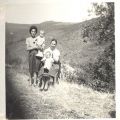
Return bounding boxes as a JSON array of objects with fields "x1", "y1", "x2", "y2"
[{"x1": 26, "y1": 26, "x2": 45, "y2": 86}]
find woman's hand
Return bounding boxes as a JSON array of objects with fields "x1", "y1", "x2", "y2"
[{"x1": 41, "y1": 58, "x2": 46, "y2": 62}]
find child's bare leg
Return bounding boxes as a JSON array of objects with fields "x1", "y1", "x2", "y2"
[
  {"x1": 28, "y1": 73, "x2": 32, "y2": 86},
  {"x1": 44, "y1": 77, "x2": 49, "y2": 91},
  {"x1": 33, "y1": 72, "x2": 37, "y2": 87},
  {"x1": 29, "y1": 77, "x2": 32, "y2": 86}
]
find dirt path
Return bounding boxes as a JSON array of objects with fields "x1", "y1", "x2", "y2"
[{"x1": 6, "y1": 68, "x2": 115, "y2": 119}]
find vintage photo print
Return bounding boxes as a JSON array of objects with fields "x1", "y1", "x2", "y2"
[{"x1": 3, "y1": 0, "x2": 117, "y2": 119}]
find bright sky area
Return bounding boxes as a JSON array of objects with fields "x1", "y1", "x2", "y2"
[{"x1": 5, "y1": 0, "x2": 99, "y2": 24}]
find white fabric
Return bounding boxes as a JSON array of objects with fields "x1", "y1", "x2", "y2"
[
  {"x1": 36, "y1": 51, "x2": 44, "y2": 58},
  {"x1": 26, "y1": 37, "x2": 37, "y2": 50},
  {"x1": 44, "y1": 58, "x2": 54, "y2": 70},
  {"x1": 42, "y1": 47, "x2": 60, "y2": 70},
  {"x1": 35, "y1": 36, "x2": 45, "y2": 57},
  {"x1": 35, "y1": 36, "x2": 45, "y2": 48},
  {"x1": 44, "y1": 47, "x2": 60, "y2": 62},
  {"x1": 52, "y1": 48, "x2": 60, "y2": 62}
]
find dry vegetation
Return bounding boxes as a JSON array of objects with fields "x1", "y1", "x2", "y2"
[{"x1": 6, "y1": 68, "x2": 115, "y2": 118}]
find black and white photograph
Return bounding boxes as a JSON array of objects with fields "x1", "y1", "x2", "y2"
[{"x1": 4, "y1": 0, "x2": 116, "y2": 119}]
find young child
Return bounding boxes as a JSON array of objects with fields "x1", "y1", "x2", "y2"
[
  {"x1": 35, "y1": 30, "x2": 45, "y2": 58},
  {"x1": 41, "y1": 51, "x2": 54, "y2": 73}
]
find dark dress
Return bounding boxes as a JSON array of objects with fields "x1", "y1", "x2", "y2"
[
  {"x1": 29, "y1": 49, "x2": 38, "y2": 77},
  {"x1": 26, "y1": 36, "x2": 43, "y2": 77}
]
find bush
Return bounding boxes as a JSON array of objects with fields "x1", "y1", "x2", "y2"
[
  {"x1": 63, "y1": 40, "x2": 115, "y2": 93},
  {"x1": 79, "y1": 42, "x2": 115, "y2": 92}
]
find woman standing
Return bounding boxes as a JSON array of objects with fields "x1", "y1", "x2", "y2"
[{"x1": 26, "y1": 26, "x2": 38, "y2": 86}]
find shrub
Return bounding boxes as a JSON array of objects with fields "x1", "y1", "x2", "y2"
[{"x1": 80, "y1": 42, "x2": 115, "y2": 92}]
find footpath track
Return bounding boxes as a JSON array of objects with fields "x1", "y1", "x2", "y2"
[{"x1": 6, "y1": 68, "x2": 115, "y2": 119}]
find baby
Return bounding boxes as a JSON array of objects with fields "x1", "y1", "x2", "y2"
[
  {"x1": 41, "y1": 51, "x2": 54, "y2": 73},
  {"x1": 35, "y1": 30, "x2": 45, "y2": 58}
]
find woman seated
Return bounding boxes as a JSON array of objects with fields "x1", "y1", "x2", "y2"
[{"x1": 42, "y1": 38, "x2": 60, "y2": 73}]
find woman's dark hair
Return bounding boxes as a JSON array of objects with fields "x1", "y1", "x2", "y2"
[
  {"x1": 29, "y1": 26, "x2": 38, "y2": 33},
  {"x1": 51, "y1": 39, "x2": 57, "y2": 45}
]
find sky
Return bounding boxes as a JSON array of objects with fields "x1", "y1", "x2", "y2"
[{"x1": 5, "y1": 0, "x2": 100, "y2": 24}]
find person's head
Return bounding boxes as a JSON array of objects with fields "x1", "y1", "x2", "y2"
[
  {"x1": 45, "y1": 51, "x2": 51, "y2": 58},
  {"x1": 50, "y1": 39, "x2": 57, "y2": 50},
  {"x1": 29, "y1": 26, "x2": 37, "y2": 38},
  {"x1": 39, "y1": 30, "x2": 45, "y2": 38}
]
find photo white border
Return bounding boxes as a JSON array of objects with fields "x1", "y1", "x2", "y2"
[
  {"x1": 0, "y1": 0, "x2": 120, "y2": 119},
  {"x1": 0, "y1": 2, "x2": 5, "y2": 119}
]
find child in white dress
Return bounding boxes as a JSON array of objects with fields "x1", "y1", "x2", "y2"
[{"x1": 41, "y1": 51, "x2": 54, "y2": 73}]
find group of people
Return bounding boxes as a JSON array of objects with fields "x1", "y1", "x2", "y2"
[{"x1": 26, "y1": 26, "x2": 60, "y2": 86}]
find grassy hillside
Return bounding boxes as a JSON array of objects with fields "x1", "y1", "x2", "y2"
[{"x1": 6, "y1": 17, "x2": 115, "y2": 92}]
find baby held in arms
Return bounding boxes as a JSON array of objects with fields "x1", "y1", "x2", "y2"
[
  {"x1": 35, "y1": 30, "x2": 45, "y2": 58},
  {"x1": 41, "y1": 51, "x2": 54, "y2": 73}
]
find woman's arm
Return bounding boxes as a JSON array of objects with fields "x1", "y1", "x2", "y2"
[{"x1": 53, "y1": 50, "x2": 60, "y2": 62}]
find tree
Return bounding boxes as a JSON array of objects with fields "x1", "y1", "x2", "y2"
[
  {"x1": 88, "y1": 2, "x2": 114, "y2": 18},
  {"x1": 88, "y1": 2, "x2": 114, "y2": 44}
]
